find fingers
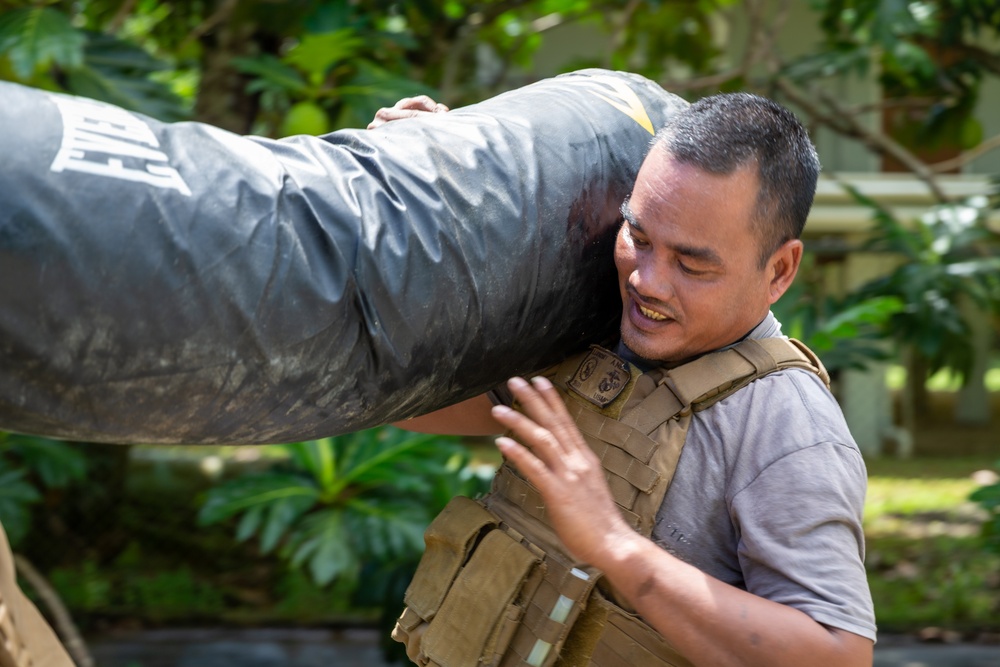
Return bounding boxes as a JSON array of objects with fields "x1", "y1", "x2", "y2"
[
  {"x1": 509, "y1": 376, "x2": 581, "y2": 445},
  {"x1": 396, "y1": 95, "x2": 449, "y2": 113},
  {"x1": 492, "y1": 403, "x2": 563, "y2": 467},
  {"x1": 490, "y1": 376, "x2": 588, "y2": 467},
  {"x1": 367, "y1": 95, "x2": 449, "y2": 129},
  {"x1": 495, "y1": 435, "x2": 553, "y2": 483}
]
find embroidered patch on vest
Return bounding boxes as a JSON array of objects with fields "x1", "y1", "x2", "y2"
[{"x1": 568, "y1": 347, "x2": 631, "y2": 407}]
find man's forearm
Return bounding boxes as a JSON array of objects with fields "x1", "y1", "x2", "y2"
[{"x1": 594, "y1": 532, "x2": 873, "y2": 667}]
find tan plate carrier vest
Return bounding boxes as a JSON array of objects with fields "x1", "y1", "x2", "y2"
[
  {"x1": 393, "y1": 337, "x2": 829, "y2": 667},
  {"x1": 0, "y1": 521, "x2": 76, "y2": 667}
]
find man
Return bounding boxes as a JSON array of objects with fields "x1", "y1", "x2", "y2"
[{"x1": 375, "y1": 92, "x2": 876, "y2": 666}]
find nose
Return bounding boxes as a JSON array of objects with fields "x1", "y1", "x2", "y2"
[{"x1": 628, "y1": 259, "x2": 675, "y2": 306}]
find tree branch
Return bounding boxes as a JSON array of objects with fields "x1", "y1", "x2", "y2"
[
  {"x1": 774, "y1": 76, "x2": 950, "y2": 202},
  {"x1": 106, "y1": 0, "x2": 138, "y2": 34},
  {"x1": 603, "y1": 0, "x2": 642, "y2": 70},
  {"x1": 929, "y1": 133, "x2": 1000, "y2": 173},
  {"x1": 180, "y1": 0, "x2": 240, "y2": 50},
  {"x1": 656, "y1": 0, "x2": 790, "y2": 94}
]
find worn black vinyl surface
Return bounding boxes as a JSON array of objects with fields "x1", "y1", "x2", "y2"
[{"x1": 0, "y1": 69, "x2": 686, "y2": 444}]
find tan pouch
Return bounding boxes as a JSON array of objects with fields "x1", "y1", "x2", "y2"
[
  {"x1": 421, "y1": 528, "x2": 542, "y2": 667},
  {"x1": 0, "y1": 522, "x2": 74, "y2": 667},
  {"x1": 404, "y1": 496, "x2": 498, "y2": 621}
]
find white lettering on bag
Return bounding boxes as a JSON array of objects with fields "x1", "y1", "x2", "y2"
[{"x1": 49, "y1": 96, "x2": 192, "y2": 196}]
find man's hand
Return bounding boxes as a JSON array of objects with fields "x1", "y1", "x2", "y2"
[
  {"x1": 491, "y1": 376, "x2": 874, "y2": 667},
  {"x1": 367, "y1": 95, "x2": 449, "y2": 129},
  {"x1": 490, "y1": 376, "x2": 638, "y2": 566}
]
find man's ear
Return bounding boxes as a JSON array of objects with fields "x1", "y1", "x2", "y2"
[{"x1": 766, "y1": 239, "x2": 803, "y2": 305}]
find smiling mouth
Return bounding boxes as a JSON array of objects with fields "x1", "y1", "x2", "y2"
[{"x1": 638, "y1": 304, "x2": 668, "y2": 321}]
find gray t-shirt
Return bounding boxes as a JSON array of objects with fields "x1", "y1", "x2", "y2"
[
  {"x1": 497, "y1": 313, "x2": 877, "y2": 641},
  {"x1": 651, "y1": 322, "x2": 876, "y2": 641}
]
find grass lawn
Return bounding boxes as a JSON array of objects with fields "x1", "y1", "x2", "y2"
[{"x1": 864, "y1": 455, "x2": 1000, "y2": 634}]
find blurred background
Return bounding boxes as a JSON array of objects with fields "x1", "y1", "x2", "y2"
[{"x1": 0, "y1": 1, "x2": 998, "y2": 665}]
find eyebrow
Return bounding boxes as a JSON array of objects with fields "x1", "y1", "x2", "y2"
[{"x1": 619, "y1": 199, "x2": 723, "y2": 266}]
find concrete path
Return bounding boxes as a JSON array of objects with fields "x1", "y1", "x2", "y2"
[
  {"x1": 89, "y1": 627, "x2": 393, "y2": 667},
  {"x1": 89, "y1": 627, "x2": 1000, "y2": 667}
]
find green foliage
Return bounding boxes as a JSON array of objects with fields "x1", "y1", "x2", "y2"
[
  {"x1": 0, "y1": 462, "x2": 41, "y2": 548},
  {"x1": 64, "y1": 31, "x2": 189, "y2": 121},
  {"x1": 121, "y1": 567, "x2": 226, "y2": 619},
  {"x1": 866, "y1": 459, "x2": 1000, "y2": 631},
  {"x1": 0, "y1": 433, "x2": 87, "y2": 546},
  {"x1": 0, "y1": 6, "x2": 84, "y2": 79},
  {"x1": 47, "y1": 560, "x2": 111, "y2": 612},
  {"x1": 791, "y1": 0, "x2": 999, "y2": 153},
  {"x1": 271, "y1": 566, "x2": 357, "y2": 619},
  {"x1": 0, "y1": 4, "x2": 187, "y2": 120},
  {"x1": 773, "y1": 253, "x2": 904, "y2": 372},
  {"x1": 970, "y1": 464, "x2": 1000, "y2": 555},
  {"x1": 867, "y1": 535, "x2": 1000, "y2": 630},
  {"x1": 231, "y1": 6, "x2": 431, "y2": 135},
  {"x1": 848, "y1": 185, "x2": 1000, "y2": 379},
  {"x1": 199, "y1": 427, "x2": 489, "y2": 588},
  {"x1": 48, "y1": 553, "x2": 225, "y2": 620}
]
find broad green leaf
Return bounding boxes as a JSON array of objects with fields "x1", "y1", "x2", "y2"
[
  {"x1": 285, "y1": 29, "x2": 364, "y2": 80},
  {"x1": 286, "y1": 509, "x2": 356, "y2": 586},
  {"x1": 289, "y1": 439, "x2": 337, "y2": 491},
  {"x1": 5, "y1": 435, "x2": 87, "y2": 488},
  {"x1": 259, "y1": 496, "x2": 313, "y2": 553},
  {"x1": 970, "y1": 484, "x2": 1000, "y2": 509},
  {"x1": 346, "y1": 497, "x2": 428, "y2": 561},
  {"x1": 231, "y1": 54, "x2": 308, "y2": 95},
  {"x1": 0, "y1": 466, "x2": 41, "y2": 546},
  {"x1": 0, "y1": 7, "x2": 85, "y2": 80},
  {"x1": 63, "y1": 32, "x2": 188, "y2": 121},
  {"x1": 198, "y1": 472, "x2": 318, "y2": 525},
  {"x1": 820, "y1": 296, "x2": 904, "y2": 335},
  {"x1": 236, "y1": 505, "x2": 264, "y2": 542}
]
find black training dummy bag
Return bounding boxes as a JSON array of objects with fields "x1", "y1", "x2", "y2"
[{"x1": 0, "y1": 69, "x2": 686, "y2": 444}]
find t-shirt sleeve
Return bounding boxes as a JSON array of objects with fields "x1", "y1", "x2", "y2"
[{"x1": 731, "y1": 440, "x2": 876, "y2": 641}]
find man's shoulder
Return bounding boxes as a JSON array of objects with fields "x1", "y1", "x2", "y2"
[
  {"x1": 692, "y1": 364, "x2": 860, "y2": 466},
  {"x1": 712, "y1": 365, "x2": 844, "y2": 430}
]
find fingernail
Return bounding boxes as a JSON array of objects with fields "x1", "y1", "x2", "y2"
[
  {"x1": 508, "y1": 377, "x2": 528, "y2": 389},
  {"x1": 531, "y1": 376, "x2": 553, "y2": 389},
  {"x1": 492, "y1": 405, "x2": 512, "y2": 417}
]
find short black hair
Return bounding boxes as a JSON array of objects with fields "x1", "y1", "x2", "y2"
[{"x1": 654, "y1": 93, "x2": 820, "y2": 267}]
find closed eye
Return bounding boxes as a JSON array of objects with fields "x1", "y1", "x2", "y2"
[
  {"x1": 624, "y1": 223, "x2": 650, "y2": 248},
  {"x1": 678, "y1": 261, "x2": 707, "y2": 276}
]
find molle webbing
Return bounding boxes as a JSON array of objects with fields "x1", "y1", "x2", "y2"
[
  {"x1": 548, "y1": 337, "x2": 828, "y2": 537},
  {"x1": 394, "y1": 338, "x2": 827, "y2": 667}
]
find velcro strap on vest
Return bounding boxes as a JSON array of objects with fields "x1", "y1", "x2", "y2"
[{"x1": 569, "y1": 404, "x2": 659, "y2": 462}]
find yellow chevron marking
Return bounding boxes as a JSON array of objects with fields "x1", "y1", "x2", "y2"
[{"x1": 578, "y1": 75, "x2": 655, "y2": 135}]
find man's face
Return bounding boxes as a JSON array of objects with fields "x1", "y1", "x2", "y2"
[{"x1": 614, "y1": 144, "x2": 779, "y2": 363}]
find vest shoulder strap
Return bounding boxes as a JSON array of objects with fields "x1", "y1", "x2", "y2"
[{"x1": 623, "y1": 337, "x2": 828, "y2": 433}]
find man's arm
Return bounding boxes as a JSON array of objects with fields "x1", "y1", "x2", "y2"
[
  {"x1": 392, "y1": 393, "x2": 502, "y2": 435},
  {"x1": 491, "y1": 375, "x2": 874, "y2": 667}
]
